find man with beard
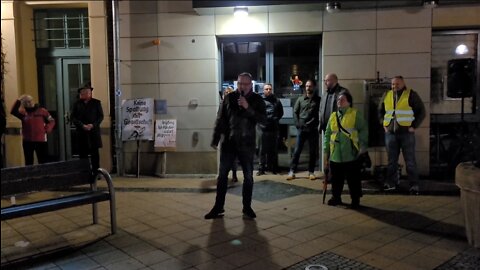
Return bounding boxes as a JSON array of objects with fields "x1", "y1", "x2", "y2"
[
  {"x1": 319, "y1": 73, "x2": 350, "y2": 132},
  {"x1": 11, "y1": 94, "x2": 55, "y2": 165},
  {"x1": 287, "y1": 80, "x2": 320, "y2": 181},
  {"x1": 257, "y1": 83, "x2": 284, "y2": 175}
]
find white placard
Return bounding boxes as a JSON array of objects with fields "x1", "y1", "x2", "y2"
[
  {"x1": 155, "y1": 119, "x2": 176, "y2": 149},
  {"x1": 121, "y1": 98, "x2": 154, "y2": 141}
]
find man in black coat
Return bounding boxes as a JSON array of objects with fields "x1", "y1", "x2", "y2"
[
  {"x1": 206, "y1": 72, "x2": 266, "y2": 219},
  {"x1": 71, "y1": 82, "x2": 104, "y2": 172}
]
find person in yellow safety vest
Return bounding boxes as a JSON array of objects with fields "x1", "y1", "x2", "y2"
[
  {"x1": 323, "y1": 91, "x2": 368, "y2": 209},
  {"x1": 378, "y1": 76, "x2": 425, "y2": 194}
]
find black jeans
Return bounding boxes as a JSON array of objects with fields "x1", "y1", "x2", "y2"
[
  {"x1": 79, "y1": 145, "x2": 100, "y2": 172},
  {"x1": 23, "y1": 141, "x2": 48, "y2": 165},
  {"x1": 258, "y1": 129, "x2": 279, "y2": 172},
  {"x1": 330, "y1": 160, "x2": 362, "y2": 201},
  {"x1": 215, "y1": 141, "x2": 254, "y2": 210}
]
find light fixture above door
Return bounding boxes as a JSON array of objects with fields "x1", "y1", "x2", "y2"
[{"x1": 234, "y1": 6, "x2": 248, "y2": 17}]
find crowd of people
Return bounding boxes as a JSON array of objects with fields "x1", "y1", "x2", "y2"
[
  {"x1": 0, "y1": 72, "x2": 425, "y2": 219},
  {"x1": 206, "y1": 72, "x2": 424, "y2": 219}
]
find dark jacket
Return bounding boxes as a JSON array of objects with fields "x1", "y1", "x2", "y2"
[
  {"x1": 319, "y1": 84, "x2": 349, "y2": 132},
  {"x1": 259, "y1": 94, "x2": 284, "y2": 131},
  {"x1": 71, "y1": 98, "x2": 104, "y2": 148},
  {"x1": 293, "y1": 94, "x2": 320, "y2": 132},
  {"x1": 212, "y1": 90, "x2": 266, "y2": 152},
  {"x1": 378, "y1": 88, "x2": 425, "y2": 133}
]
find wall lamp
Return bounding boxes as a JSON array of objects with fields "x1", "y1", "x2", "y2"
[
  {"x1": 326, "y1": 2, "x2": 341, "y2": 14},
  {"x1": 234, "y1": 6, "x2": 248, "y2": 17},
  {"x1": 423, "y1": 0, "x2": 439, "y2": 8}
]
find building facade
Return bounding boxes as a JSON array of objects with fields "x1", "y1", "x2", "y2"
[{"x1": 1, "y1": 0, "x2": 479, "y2": 177}]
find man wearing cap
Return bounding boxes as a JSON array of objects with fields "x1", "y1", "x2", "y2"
[{"x1": 71, "y1": 82, "x2": 104, "y2": 172}]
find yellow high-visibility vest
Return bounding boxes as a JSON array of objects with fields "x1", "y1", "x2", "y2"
[
  {"x1": 329, "y1": 107, "x2": 358, "y2": 155},
  {"x1": 383, "y1": 89, "x2": 414, "y2": 127}
]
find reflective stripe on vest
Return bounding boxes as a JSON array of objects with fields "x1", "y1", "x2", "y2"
[
  {"x1": 329, "y1": 107, "x2": 359, "y2": 156},
  {"x1": 383, "y1": 89, "x2": 415, "y2": 127}
]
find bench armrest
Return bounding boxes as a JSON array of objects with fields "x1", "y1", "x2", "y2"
[{"x1": 94, "y1": 168, "x2": 115, "y2": 196}]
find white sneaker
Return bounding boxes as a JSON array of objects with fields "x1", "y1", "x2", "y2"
[
  {"x1": 286, "y1": 171, "x2": 295, "y2": 181},
  {"x1": 309, "y1": 173, "x2": 316, "y2": 180}
]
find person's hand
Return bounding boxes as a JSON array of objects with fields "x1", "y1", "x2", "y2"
[
  {"x1": 408, "y1": 127, "x2": 415, "y2": 133},
  {"x1": 238, "y1": 95, "x2": 249, "y2": 109},
  {"x1": 383, "y1": 126, "x2": 389, "y2": 133},
  {"x1": 210, "y1": 143, "x2": 218, "y2": 150}
]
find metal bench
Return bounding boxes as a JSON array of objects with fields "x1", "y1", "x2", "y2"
[{"x1": 1, "y1": 159, "x2": 117, "y2": 234}]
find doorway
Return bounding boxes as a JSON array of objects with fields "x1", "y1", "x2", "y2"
[
  {"x1": 38, "y1": 58, "x2": 90, "y2": 161},
  {"x1": 34, "y1": 8, "x2": 91, "y2": 162},
  {"x1": 219, "y1": 35, "x2": 321, "y2": 170}
]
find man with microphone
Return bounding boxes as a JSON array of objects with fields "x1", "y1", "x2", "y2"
[{"x1": 206, "y1": 72, "x2": 266, "y2": 219}]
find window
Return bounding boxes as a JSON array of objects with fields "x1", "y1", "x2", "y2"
[{"x1": 34, "y1": 9, "x2": 89, "y2": 49}]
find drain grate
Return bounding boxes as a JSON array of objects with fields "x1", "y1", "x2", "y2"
[{"x1": 285, "y1": 251, "x2": 379, "y2": 270}]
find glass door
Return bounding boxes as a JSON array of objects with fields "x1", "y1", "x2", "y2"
[
  {"x1": 38, "y1": 58, "x2": 90, "y2": 161},
  {"x1": 62, "y1": 59, "x2": 91, "y2": 160},
  {"x1": 219, "y1": 36, "x2": 320, "y2": 170}
]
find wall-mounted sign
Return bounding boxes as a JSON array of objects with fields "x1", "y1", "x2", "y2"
[{"x1": 121, "y1": 98, "x2": 154, "y2": 141}]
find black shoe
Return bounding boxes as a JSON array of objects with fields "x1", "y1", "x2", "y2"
[
  {"x1": 383, "y1": 184, "x2": 396, "y2": 191},
  {"x1": 327, "y1": 198, "x2": 342, "y2": 206},
  {"x1": 256, "y1": 171, "x2": 265, "y2": 176},
  {"x1": 409, "y1": 185, "x2": 419, "y2": 195},
  {"x1": 204, "y1": 208, "x2": 224, "y2": 219},
  {"x1": 350, "y1": 199, "x2": 360, "y2": 209},
  {"x1": 242, "y1": 207, "x2": 256, "y2": 219}
]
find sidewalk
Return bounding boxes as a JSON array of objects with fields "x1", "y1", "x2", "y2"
[{"x1": 1, "y1": 172, "x2": 478, "y2": 269}]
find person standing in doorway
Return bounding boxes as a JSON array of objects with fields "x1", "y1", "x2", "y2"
[
  {"x1": 206, "y1": 72, "x2": 266, "y2": 219},
  {"x1": 257, "y1": 83, "x2": 284, "y2": 175},
  {"x1": 287, "y1": 80, "x2": 320, "y2": 181},
  {"x1": 71, "y1": 82, "x2": 104, "y2": 173},
  {"x1": 324, "y1": 91, "x2": 368, "y2": 208},
  {"x1": 10, "y1": 94, "x2": 55, "y2": 165},
  {"x1": 378, "y1": 76, "x2": 425, "y2": 194}
]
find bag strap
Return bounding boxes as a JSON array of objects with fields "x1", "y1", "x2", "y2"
[
  {"x1": 335, "y1": 110, "x2": 357, "y2": 152},
  {"x1": 335, "y1": 111, "x2": 351, "y2": 137}
]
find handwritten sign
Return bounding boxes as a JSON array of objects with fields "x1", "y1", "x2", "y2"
[
  {"x1": 155, "y1": 119, "x2": 176, "y2": 150},
  {"x1": 121, "y1": 98, "x2": 154, "y2": 141}
]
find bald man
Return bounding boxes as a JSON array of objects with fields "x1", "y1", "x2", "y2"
[{"x1": 319, "y1": 73, "x2": 350, "y2": 132}]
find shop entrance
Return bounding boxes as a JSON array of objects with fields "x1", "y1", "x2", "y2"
[{"x1": 218, "y1": 36, "x2": 321, "y2": 170}]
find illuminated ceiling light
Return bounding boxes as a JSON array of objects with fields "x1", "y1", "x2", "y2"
[
  {"x1": 455, "y1": 44, "x2": 469, "y2": 55},
  {"x1": 423, "y1": 0, "x2": 439, "y2": 8},
  {"x1": 233, "y1": 6, "x2": 248, "y2": 17},
  {"x1": 326, "y1": 2, "x2": 341, "y2": 14}
]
